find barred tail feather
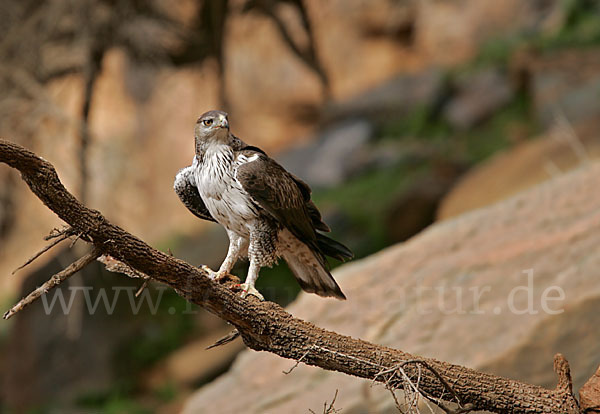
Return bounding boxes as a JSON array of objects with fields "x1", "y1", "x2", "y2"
[{"x1": 282, "y1": 250, "x2": 346, "y2": 300}]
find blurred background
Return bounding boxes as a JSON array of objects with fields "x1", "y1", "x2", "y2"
[{"x1": 1, "y1": 0, "x2": 600, "y2": 412}]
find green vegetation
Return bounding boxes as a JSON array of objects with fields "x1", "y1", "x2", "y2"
[
  {"x1": 252, "y1": 261, "x2": 302, "y2": 305},
  {"x1": 548, "y1": 0, "x2": 600, "y2": 49},
  {"x1": 444, "y1": 92, "x2": 534, "y2": 163},
  {"x1": 378, "y1": 92, "x2": 534, "y2": 161},
  {"x1": 155, "y1": 381, "x2": 178, "y2": 403},
  {"x1": 379, "y1": 104, "x2": 451, "y2": 139},
  {"x1": 77, "y1": 385, "x2": 150, "y2": 414},
  {"x1": 0, "y1": 294, "x2": 14, "y2": 341},
  {"x1": 475, "y1": 34, "x2": 526, "y2": 67}
]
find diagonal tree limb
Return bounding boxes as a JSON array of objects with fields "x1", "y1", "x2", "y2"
[
  {"x1": 4, "y1": 247, "x2": 101, "y2": 320},
  {"x1": 97, "y1": 254, "x2": 151, "y2": 281},
  {"x1": 0, "y1": 139, "x2": 584, "y2": 414},
  {"x1": 97, "y1": 254, "x2": 151, "y2": 297}
]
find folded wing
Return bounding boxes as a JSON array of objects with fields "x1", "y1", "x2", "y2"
[
  {"x1": 235, "y1": 149, "x2": 352, "y2": 299},
  {"x1": 174, "y1": 165, "x2": 216, "y2": 222}
]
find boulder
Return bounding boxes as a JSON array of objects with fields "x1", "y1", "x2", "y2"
[
  {"x1": 184, "y1": 161, "x2": 600, "y2": 413},
  {"x1": 438, "y1": 118, "x2": 600, "y2": 220}
]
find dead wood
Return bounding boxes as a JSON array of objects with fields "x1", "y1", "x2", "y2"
[{"x1": 4, "y1": 247, "x2": 100, "y2": 319}]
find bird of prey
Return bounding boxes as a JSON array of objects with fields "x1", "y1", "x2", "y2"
[{"x1": 174, "y1": 110, "x2": 353, "y2": 300}]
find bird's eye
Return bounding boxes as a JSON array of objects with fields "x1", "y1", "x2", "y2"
[{"x1": 203, "y1": 119, "x2": 213, "y2": 126}]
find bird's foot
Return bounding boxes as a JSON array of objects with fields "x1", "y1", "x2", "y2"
[
  {"x1": 201, "y1": 265, "x2": 226, "y2": 281},
  {"x1": 238, "y1": 283, "x2": 264, "y2": 301}
]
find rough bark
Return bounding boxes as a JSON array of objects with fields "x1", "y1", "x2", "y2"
[{"x1": 0, "y1": 139, "x2": 585, "y2": 414}]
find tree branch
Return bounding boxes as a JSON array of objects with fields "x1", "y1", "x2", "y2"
[
  {"x1": 4, "y1": 247, "x2": 100, "y2": 319},
  {"x1": 0, "y1": 139, "x2": 584, "y2": 413}
]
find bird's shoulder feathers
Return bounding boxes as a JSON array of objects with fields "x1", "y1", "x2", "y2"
[{"x1": 234, "y1": 148, "x2": 317, "y2": 243}]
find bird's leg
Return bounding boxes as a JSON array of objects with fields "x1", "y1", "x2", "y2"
[
  {"x1": 239, "y1": 259, "x2": 264, "y2": 301},
  {"x1": 239, "y1": 229, "x2": 272, "y2": 301},
  {"x1": 212, "y1": 232, "x2": 246, "y2": 281}
]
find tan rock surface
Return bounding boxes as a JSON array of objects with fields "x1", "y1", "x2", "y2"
[
  {"x1": 438, "y1": 119, "x2": 600, "y2": 220},
  {"x1": 184, "y1": 162, "x2": 600, "y2": 413}
]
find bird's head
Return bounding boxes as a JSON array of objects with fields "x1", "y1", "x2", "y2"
[{"x1": 194, "y1": 110, "x2": 230, "y2": 150}]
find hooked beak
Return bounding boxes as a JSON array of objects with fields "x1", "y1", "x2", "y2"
[{"x1": 217, "y1": 115, "x2": 229, "y2": 129}]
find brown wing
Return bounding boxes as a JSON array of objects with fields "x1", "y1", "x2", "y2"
[
  {"x1": 288, "y1": 173, "x2": 330, "y2": 232},
  {"x1": 235, "y1": 150, "x2": 318, "y2": 246},
  {"x1": 236, "y1": 148, "x2": 353, "y2": 264}
]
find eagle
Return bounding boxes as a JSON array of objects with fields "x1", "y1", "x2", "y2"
[{"x1": 173, "y1": 110, "x2": 353, "y2": 300}]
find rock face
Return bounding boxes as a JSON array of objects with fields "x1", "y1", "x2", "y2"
[
  {"x1": 277, "y1": 119, "x2": 374, "y2": 188},
  {"x1": 0, "y1": 0, "x2": 574, "y2": 300},
  {"x1": 529, "y1": 49, "x2": 600, "y2": 128},
  {"x1": 184, "y1": 162, "x2": 600, "y2": 413},
  {"x1": 324, "y1": 69, "x2": 445, "y2": 122},
  {"x1": 443, "y1": 68, "x2": 514, "y2": 130},
  {"x1": 414, "y1": 0, "x2": 564, "y2": 66}
]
